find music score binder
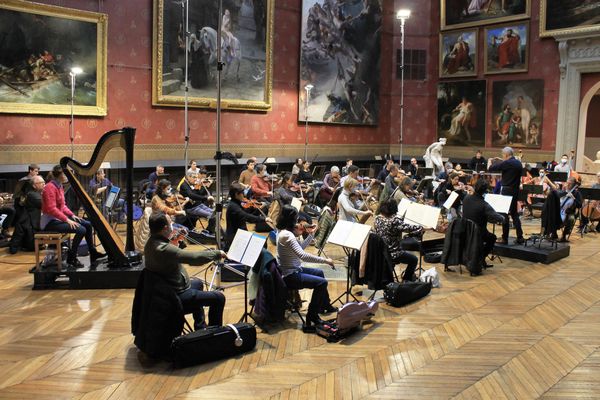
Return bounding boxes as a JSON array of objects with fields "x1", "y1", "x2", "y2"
[
  {"x1": 227, "y1": 229, "x2": 267, "y2": 267},
  {"x1": 326, "y1": 220, "x2": 371, "y2": 251}
]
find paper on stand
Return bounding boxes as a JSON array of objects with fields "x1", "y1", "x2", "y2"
[
  {"x1": 326, "y1": 220, "x2": 371, "y2": 250},
  {"x1": 397, "y1": 198, "x2": 413, "y2": 218},
  {"x1": 484, "y1": 193, "x2": 513, "y2": 214},
  {"x1": 291, "y1": 197, "x2": 303, "y2": 211},
  {"x1": 404, "y1": 202, "x2": 441, "y2": 229},
  {"x1": 227, "y1": 229, "x2": 267, "y2": 267},
  {"x1": 442, "y1": 191, "x2": 459, "y2": 210}
]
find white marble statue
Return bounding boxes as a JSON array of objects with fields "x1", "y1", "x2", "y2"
[{"x1": 423, "y1": 138, "x2": 447, "y2": 177}]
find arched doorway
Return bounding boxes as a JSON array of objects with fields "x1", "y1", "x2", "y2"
[{"x1": 577, "y1": 80, "x2": 600, "y2": 170}]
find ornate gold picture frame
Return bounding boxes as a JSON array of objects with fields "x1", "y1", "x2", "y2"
[
  {"x1": 0, "y1": 0, "x2": 107, "y2": 116},
  {"x1": 540, "y1": 0, "x2": 600, "y2": 38},
  {"x1": 484, "y1": 21, "x2": 529, "y2": 75},
  {"x1": 441, "y1": 0, "x2": 530, "y2": 31},
  {"x1": 439, "y1": 29, "x2": 478, "y2": 78},
  {"x1": 152, "y1": 0, "x2": 274, "y2": 112}
]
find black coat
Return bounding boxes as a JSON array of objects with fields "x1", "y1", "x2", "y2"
[
  {"x1": 131, "y1": 269, "x2": 186, "y2": 359},
  {"x1": 9, "y1": 190, "x2": 41, "y2": 251},
  {"x1": 253, "y1": 250, "x2": 288, "y2": 325},
  {"x1": 462, "y1": 194, "x2": 504, "y2": 234},
  {"x1": 225, "y1": 199, "x2": 265, "y2": 248},
  {"x1": 542, "y1": 190, "x2": 562, "y2": 235},
  {"x1": 441, "y1": 218, "x2": 483, "y2": 274},
  {"x1": 350, "y1": 233, "x2": 395, "y2": 290}
]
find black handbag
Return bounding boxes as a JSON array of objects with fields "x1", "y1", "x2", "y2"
[
  {"x1": 171, "y1": 323, "x2": 257, "y2": 367},
  {"x1": 384, "y1": 280, "x2": 432, "y2": 307}
]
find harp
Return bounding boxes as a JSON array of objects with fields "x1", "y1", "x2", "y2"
[{"x1": 60, "y1": 127, "x2": 142, "y2": 267}]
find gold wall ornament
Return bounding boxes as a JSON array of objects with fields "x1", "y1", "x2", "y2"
[
  {"x1": 540, "y1": 0, "x2": 600, "y2": 38},
  {"x1": 152, "y1": 0, "x2": 274, "y2": 112},
  {"x1": 0, "y1": 0, "x2": 107, "y2": 116},
  {"x1": 440, "y1": 0, "x2": 530, "y2": 31}
]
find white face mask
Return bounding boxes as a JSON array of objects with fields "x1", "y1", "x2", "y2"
[{"x1": 561, "y1": 158, "x2": 568, "y2": 164}]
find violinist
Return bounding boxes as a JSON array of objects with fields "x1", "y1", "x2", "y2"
[
  {"x1": 579, "y1": 172, "x2": 600, "y2": 233},
  {"x1": 179, "y1": 171, "x2": 216, "y2": 227},
  {"x1": 341, "y1": 159, "x2": 353, "y2": 177},
  {"x1": 151, "y1": 179, "x2": 187, "y2": 224},
  {"x1": 291, "y1": 158, "x2": 303, "y2": 176},
  {"x1": 393, "y1": 176, "x2": 422, "y2": 204},
  {"x1": 437, "y1": 172, "x2": 467, "y2": 222},
  {"x1": 338, "y1": 177, "x2": 373, "y2": 223},
  {"x1": 380, "y1": 164, "x2": 400, "y2": 202},
  {"x1": 250, "y1": 164, "x2": 274, "y2": 201},
  {"x1": 238, "y1": 159, "x2": 256, "y2": 190},
  {"x1": 275, "y1": 174, "x2": 314, "y2": 224},
  {"x1": 187, "y1": 159, "x2": 200, "y2": 175},
  {"x1": 320, "y1": 166, "x2": 341, "y2": 203},
  {"x1": 296, "y1": 160, "x2": 315, "y2": 184},
  {"x1": 545, "y1": 176, "x2": 582, "y2": 242},
  {"x1": 376, "y1": 159, "x2": 395, "y2": 182},
  {"x1": 225, "y1": 183, "x2": 273, "y2": 250}
]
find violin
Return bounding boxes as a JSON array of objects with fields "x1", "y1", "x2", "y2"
[
  {"x1": 295, "y1": 221, "x2": 317, "y2": 236},
  {"x1": 169, "y1": 225, "x2": 188, "y2": 246},
  {"x1": 193, "y1": 177, "x2": 213, "y2": 190},
  {"x1": 165, "y1": 193, "x2": 188, "y2": 211},
  {"x1": 241, "y1": 197, "x2": 264, "y2": 209}
]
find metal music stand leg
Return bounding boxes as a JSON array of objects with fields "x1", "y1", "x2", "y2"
[
  {"x1": 489, "y1": 223, "x2": 502, "y2": 263},
  {"x1": 416, "y1": 235, "x2": 425, "y2": 278},
  {"x1": 331, "y1": 247, "x2": 359, "y2": 305}
]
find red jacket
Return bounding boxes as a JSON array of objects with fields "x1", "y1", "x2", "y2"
[
  {"x1": 251, "y1": 174, "x2": 272, "y2": 198},
  {"x1": 42, "y1": 180, "x2": 74, "y2": 222}
]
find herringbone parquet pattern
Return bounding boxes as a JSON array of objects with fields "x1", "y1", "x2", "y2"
[{"x1": 0, "y1": 226, "x2": 599, "y2": 399}]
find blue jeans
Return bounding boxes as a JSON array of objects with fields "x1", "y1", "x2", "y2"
[
  {"x1": 284, "y1": 267, "x2": 330, "y2": 321},
  {"x1": 186, "y1": 203, "x2": 214, "y2": 219},
  {"x1": 178, "y1": 279, "x2": 226, "y2": 329},
  {"x1": 44, "y1": 218, "x2": 95, "y2": 259}
]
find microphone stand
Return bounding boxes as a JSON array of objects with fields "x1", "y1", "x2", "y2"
[{"x1": 182, "y1": 0, "x2": 191, "y2": 172}]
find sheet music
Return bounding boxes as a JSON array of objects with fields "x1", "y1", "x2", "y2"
[
  {"x1": 404, "y1": 202, "x2": 441, "y2": 229},
  {"x1": 327, "y1": 220, "x2": 371, "y2": 250},
  {"x1": 291, "y1": 197, "x2": 303, "y2": 211},
  {"x1": 397, "y1": 198, "x2": 413, "y2": 217},
  {"x1": 226, "y1": 229, "x2": 266, "y2": 267},
  {"x1": 484, "y1": 193, "x2": 513, "y2": 214},
  {"x1": 442, "y1": 191, "x2": 459, "y2": 210}
]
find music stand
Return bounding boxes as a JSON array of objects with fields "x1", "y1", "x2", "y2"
[
  {"x1": 579, "y1": 188, "x2": 600, "y2": 236},
  {"x1": 326, "y1": 220, "x2": 371, "y2": 304},
  {"x1": 417, "y1": 167, "x2": 433, "y2": 179},
  {"x1": 547, "y1": 171, "x2": 568, "y2": 183}
]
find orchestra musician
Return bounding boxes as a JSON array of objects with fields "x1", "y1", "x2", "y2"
[
  {"x1": 462, "y1": 179, "x2": 505, "y2": 273},
  {"x1": 376, "y1": 159, "x2": 395, "y2": 182},
  {"x1": 276, "y1": 205, "x2": 335, "y2": 331},
  {"x1": 147, "y1": 164, "x2": 165, "y2": 194},
  {"x1": 437, "y1": 172, "x2": 468, "y2": 222},
  {"x1": 187, "y1": 159, "x2": 200, "y2": 174},
  {"x1": 89, "y1": 168, "x2": 124, "y2": 220},
  {"x1": 374, "y1": 198, "x2": 424, "y2": 282},
  {"x1": 291, "y1": 158, "x2": 303, "y2": 176},
  {"x1": 341, "y1": 159, "x2": 353, "y2": 177},
  {"x1": 151, "y1": 179, "x2": 187, "y2": 224},
  {"x1": 179, "y1": 171, "x2": 217, "y2": 231},
  {"x1": 579, "y1": 172, "x2": 600, "y2": 233},
  {"x1": 437, "y1": 161, "x2": 454, "y2": 181},
  {"x1": 275, "y1": 174, "x2": 313, "y2": 224},
  {"x1": 319, "y1": 166, "x2": 341, "y2": 203},
  {"x1": 295, "y1": 160, "x2": 315, "y2": 188},
  {"x1": 9, "y1": 175, "x2": 44, "y2": 254},
  {"x1": 238, "y1": 159, "x2": 256, "y2": 191},
  {"x1": 338, "y1": 177, "x2": 373, "y2": 222},
  {"x1": 380, "y1": 164, "x2": 400, "y2": 202},
  {"x1": 250, "y1": 164, "x2": 274, "y2": 201},
  {"x1": 393, "y1": 176, "x2": 422, "y2": 204},
  {"x1": 554, "y1": 150, "x2": 575, "y2": 174},
  {"x1": 545, "y1": 176, "x2": 582, "y2": 242},
  {"x1": 225, "y1": 183, "x2": 273, "y2": 250},
  {"x1": 41, "y1": 165, "x2": 106, "y2": 268},
  {"x1": 408, "y1": 158, "x2": 419, "y2": 180},
  {"x1": 487, "y1": 146, "x2": 525, "y2": 245},
  {"x1": 144, "y1": 212, "x2": 227, "y2": 329},
  {"x1": 469, "y1": 150, "x2": 487, "y2": 172}
]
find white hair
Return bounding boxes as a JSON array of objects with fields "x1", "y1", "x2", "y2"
[
  {"x1": 331, "y1": 166, "x2": 340, "y2": 173},
  {"x1": 502, "y1": 146, "x2": 514, "y2": 156}
]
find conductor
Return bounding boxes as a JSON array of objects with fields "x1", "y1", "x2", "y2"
[{"x1": 487, "y1": 147, "x2": 524, "y2": 244}]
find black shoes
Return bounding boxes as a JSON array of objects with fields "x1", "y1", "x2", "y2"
[
  {"x1": 320, "y1": 304, "x2": 338, "y2": 315},
  {"x1": 90, "y1": 249, "x2": 107, "y2": 263},
  {"x1": 514, "y1": 237, "x2": 525, "y2": 245},
  {"x1": 67, "y1": 257, "x2": 85, "y2": 269}
]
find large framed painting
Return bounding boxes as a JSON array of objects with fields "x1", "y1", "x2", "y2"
[
  {"x1": 153, "y1": 0, "x2": 274, "y2": 111},
  {"x1": 491, "y1": 79, "x2": 543, "y2": 148},
  {"x1": 437, "y1": 80, "x2": 486, "y2": 147},
  {"x1": 0, "y1": 0, "x2": 107, "y2": 116},
  {"x1": 540, "y1": 0, "x2": 600, "y2": 38},
  {"x1": 298, "y1": 0, "x2": 382, "y2": 125},
  {"x1": 484, "y1": 22, "x2": 529, "y2": 75},
  {"x1": 439, "y1": 29, "x2": 478, "y2": 78},
  {"x1": 441, "y1": 0, "x2": 530, "y2": 31}
]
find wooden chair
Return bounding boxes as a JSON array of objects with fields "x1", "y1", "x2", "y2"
[{"x1": 34, "y1": 232, "x2": 70, "y2": 272}]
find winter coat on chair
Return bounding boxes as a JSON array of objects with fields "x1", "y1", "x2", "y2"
[{"x1": 441, "y1": 218, "x2": 483, "y2": 274}]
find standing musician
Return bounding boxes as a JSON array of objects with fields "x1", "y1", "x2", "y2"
[
  {"x1": 374, "y1": 198, "x2": 424, "y2": 282},
  {"x1": 320, "y1": 166, "x2": 341, "y2": 203},
  {"x1": 463, "y1": 179, "x2": 505, "y2": 272},
  {"x1": 338, "y1": 177, "x2": 373, "y2": 222},
  {"x1": 487, "y1": 147, "x2": 524, "y2": 244},
  {"x1": 144, "y1": 212, "x2": 227, "y2": 329},
  {"x1": 225, "y1": 183, "x2": 273, "y2": 250},
  {"x1": 580, "y1": 172, "x2": 600, "y2": 233},
  {"x1": 41, "y1": 165, "x2": 106, "y2": 267},
  {"x1": 238, "y1": 159, "x2": 256, "y2": 191},
  {"x1": 250, "y1": 164, "x2": 274, "y2": 201},
  {"x1": 545, "y1": 176, "x2": 582, "y2": 242},
  {"x1": 276, "y1": 205, "x2": 335, "y2": 331}
]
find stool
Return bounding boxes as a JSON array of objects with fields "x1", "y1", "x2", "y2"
[{"x1": 34, "y1": 232, "x2": 69, "y2": 272}]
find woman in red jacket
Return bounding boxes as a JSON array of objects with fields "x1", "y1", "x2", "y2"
[{"x1": 41, "y1": 165, "x2": 105, "y2": 267}]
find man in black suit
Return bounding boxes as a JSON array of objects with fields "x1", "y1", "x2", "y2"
[
  {"x1": 463, "y1": 179, "x2": 505, "y2": 267},
  {"x1": 488, "y1": 146, "x2": 524, "y2": 244},
  {"x1": 9, "y1": 175, "x2": 44, "y2": 253}
]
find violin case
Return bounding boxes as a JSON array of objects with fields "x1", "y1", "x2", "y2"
[
  {"x1": 315, "y1": 301, "x2": 378, "y2": 342},
  {"x1": 171, "y1": 323, "x2": 256, "y2": 367}
]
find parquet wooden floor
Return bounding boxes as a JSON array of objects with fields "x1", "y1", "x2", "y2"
[{"x1": 0, "y1": 223, "x2": 599, "y2": 399}]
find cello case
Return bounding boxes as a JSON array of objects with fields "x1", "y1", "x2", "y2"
[{"x1": 316, "y1": 301, "x2": 378, "y2": 342}]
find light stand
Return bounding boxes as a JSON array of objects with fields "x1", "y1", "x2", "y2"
[
  {"x1": 396, "y1": 9, "x2": 410, "y2": 165},
  {"x1": 182, "y1": 0, "x2": 191, "y2": 172},
  {"x1": 69, "y1": 67, "x2": 83, "y2": 158},
  {"x1": 303, "y1": 84, "x2": 313, "y2": 161}
]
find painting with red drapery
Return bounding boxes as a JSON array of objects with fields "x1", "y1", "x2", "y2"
[{"x1": 484, "y1": 22, "x2": 529, "y2": 74}]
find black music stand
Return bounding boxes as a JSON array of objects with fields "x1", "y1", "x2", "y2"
[
  {"x1": 547, "y1": 171, "x2": 568, "y2": 183},
  {"x1": 521, "y1": 184, "x2": 544, "y2": 220},
  {"x1": 417, "y1": 167, "x2": 434, "y2": 179},
  {"x1": 579, "y1": 188, "x2": 600, "y2": 237}
]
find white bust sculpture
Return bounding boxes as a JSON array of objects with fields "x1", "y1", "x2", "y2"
[
  {"x1": 424, "y1": 138, "x2": 447, "y2": 176},
  {"x1": 595, "y1": 150, "x2": 600, "y2": 163}
]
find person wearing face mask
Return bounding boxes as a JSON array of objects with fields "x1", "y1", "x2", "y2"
[
  {"x1": 250, "y1": 164, "x2": 274, "y2": 201},
  {"x1": 554, "y1": 151, "x2": 574, "y2": 174}
]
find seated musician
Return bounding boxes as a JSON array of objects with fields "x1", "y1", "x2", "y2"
[
  {"x1": 340, "y1": 164, "x2": 359, "y2": 186},
  {"x1": 437, "y1": 162, "x2": 454, "y2": 181},
  {"x1": 579, "y1": 172, "x2": 600, "y2": 233},
  {"x1": 320, "y1": 166, "x2": 341, "y2": 203},
  {"x1": 275, "y1": 174, "x2": 313, "y2": 224},
  {"x1": 377, "y1": 159, "x2": 395, "y2": 182},
  {"x1": 179, "y1": 171, "x2": 216, "y2": 231},
  {"x1": 295, "y1": 160, "x2": 315, "y2": 184},
  {"x1": 291, "y1": 157, "x2": 303, "y2": 176},
  {"x1": 437, "y1": 172, "x2": 467, "y2": 222},
  {"x1": 338, "y1": 177, "x2": 373, "y2": 222},
  {"x1": 462, "y1": 179, "x2": 505, "y2": 272},
  {"x1": 41, "y1": 165, "x2": 106, "y2": 267},
  {"x1": 9, "y1": 175, "x2": 44, "y2": 254},
  {"x1": 0, "y1": 195, "x2": 15, "y2": 240},
  {"x1": 225, "y1": 183, "x2": 273, "y2": 249},
  {"x1": 145, "y1": 212, "x2": 227, "y2": 329},
  {"x1": 238, "y1": 159, "x2": 256, "y2": 192},
  {"x1": 151, "y1": 179, "x2": 188, "y2": 227},
  {"x1": 380, "y1": 164, "x2": 400, "y2": 202},
  {"x1": 469, "y1": 150, "x2": 487, "y2": 172},
  {"x1": 147, "y1": 164, "x2": 165, "y2": 194},
  {"x1": 545, "y1": 176, "x2": 582, "y2": 242},
  {"x1": 89, "y1": 168, "x2": 124, "y2": 220},
  {"x1": 374, "y1": 199, "x2": 424, "y2": 282},
  {"x1": 393, "y1": 176, "x2": 421, "y2": 204},
  {"x1": 276, "y1": 205, "x2": 335, "y2": 331},
  {"x1": 341, "y1": 159, "x2": 353, "y2": 177},
  {"x1": 408, "y1": 158, "x2": 419, "y2": 180},
  {"x1": 187, "y1": 159, "x2": 200, "y2": 174},
  {"x1": 250, "y1": 164, "x2": 274, "y2": 201}
]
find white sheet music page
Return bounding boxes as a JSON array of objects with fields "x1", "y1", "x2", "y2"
[
  {"x1": 240, "y1": 234, "x2": 267, "y2": 267},
  {"x1": 484, "y1": 194, "x2": 513, "y2": 214},
  {"x1": 404, "y1": 202, "x2": 441, "y2": 229},
  {"x1": 291, "y1": 197, "x2": 303, "y2": 211},
  {"x1": 227, "y1": 229, "x2": 252, "y2": 264},
  {"x1": 397, "y1": 198, "x2": 413, "y2": 218},
  {"x1": 326, "y1": 220, "x2": 371, "y2": 250},
  {"x1": 442, "y1": 191, "x2": 459, "y2": 210}
]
